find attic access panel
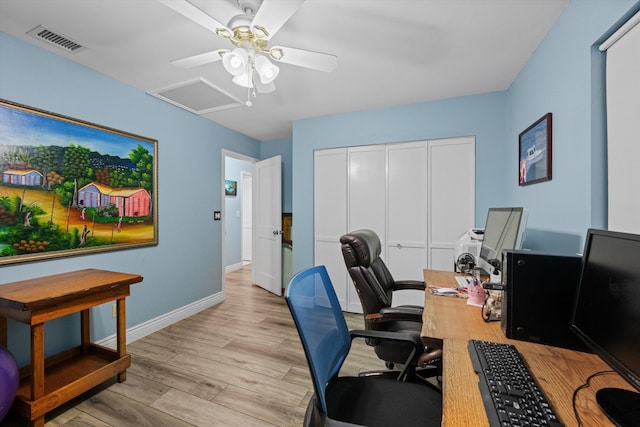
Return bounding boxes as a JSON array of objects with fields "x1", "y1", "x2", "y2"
[{"x1": 148, "y1": 79, "x2": 245, "y2": 114}]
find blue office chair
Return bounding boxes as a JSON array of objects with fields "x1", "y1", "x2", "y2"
[{"x1": 286, "y1": 265, "x2": 442, "y2": 426}]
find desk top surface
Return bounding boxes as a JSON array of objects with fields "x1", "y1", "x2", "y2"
[
  {"x1": 422, "y1": 269, "x2": 634, "y2": 427},
  {"x1": 0, "y1": 268, "x2": 143, "y2": 310}
]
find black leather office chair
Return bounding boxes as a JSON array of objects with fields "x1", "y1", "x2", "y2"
[
  {"x1": 340, "y1": 229, "x2": 441, "y2": 376},
  {"x1": 286, "y1": 265, "x2": 442, "y2": 427}
]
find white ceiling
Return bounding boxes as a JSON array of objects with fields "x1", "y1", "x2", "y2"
[{"x1": 0, "y1": 0, "x2": 569, "y2": 142}]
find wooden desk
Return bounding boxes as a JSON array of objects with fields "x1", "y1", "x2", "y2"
[
  {"x1": 422, "y1": 269, "x2": 634, "y2": 427},
  {"x1": 0, "y1": 269, "x2": 143, "y2": 427}
]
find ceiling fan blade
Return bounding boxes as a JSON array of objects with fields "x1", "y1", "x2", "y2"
[
  {"x1": 271, "y1": 46, "x2": 337, "y2": 73},
  {"x1": 158, "y1": 0, "x2": 230, "y2": 35},
  {"x1": 251, "y1": 0, "x2": 305, "y2": 39},
  {"x1": 171, "y1": 49, "x2": 228, "y2": 68}
]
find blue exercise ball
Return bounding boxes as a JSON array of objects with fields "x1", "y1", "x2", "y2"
[{"x1": 0, "y1": 345, "x2": 19, "y2": 421}]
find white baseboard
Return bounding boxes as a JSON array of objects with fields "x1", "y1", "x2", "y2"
[
  {"x1": 96, "y1": 291, "x2": 225, "y2": 349},
  {"x1": 225, "y1": 262, "x2": 244, "y2": 273}
]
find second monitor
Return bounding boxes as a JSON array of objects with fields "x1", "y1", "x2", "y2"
[{"x1": 476, "y1": 207, "x2": 529, "y2": 276}]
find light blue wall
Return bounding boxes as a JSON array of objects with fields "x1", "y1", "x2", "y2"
[
  {"x1": 224, "y1": 157, "x2": 252, "y2": 267},
  {"x1": 505, "y1": 0, "x2": 637, "y2": 253},
  {"x1": 290, "y1": 0, "x2": 638, "y2": 275},
  {"x1": 0, "y1": 33, "x2": 260, "y2": 366}
]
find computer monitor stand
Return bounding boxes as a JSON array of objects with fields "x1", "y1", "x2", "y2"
[{"x1": 596, "y1": 388, "x2": 640, "y2": 427}]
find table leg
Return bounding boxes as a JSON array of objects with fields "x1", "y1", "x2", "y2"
[
  {"x1": 0, "y1": 316, "x2": 7, "y2": 347},
  {"x1": 116, "y1": 298, "x2": 127, "y2": 382},
  {"x1": 81, "y1": 309, "x2": 90, "y2": 352},
  {"x1": 31, "y1": 323, "x2": 45, "y2": 427}
]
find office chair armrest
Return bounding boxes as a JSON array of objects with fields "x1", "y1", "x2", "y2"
[
  {"x1": 393, "y1": 280, "x2": 426, "y2": 291},
  {"x1": 349, "y1": 329, "x2": 420, "y2": 345},
  {"x1": 349, "y1": 329, "x2": 422, "y2": 380},
  {"x1": 365, "y1": 306, "x2": 423, "y2": 323}
]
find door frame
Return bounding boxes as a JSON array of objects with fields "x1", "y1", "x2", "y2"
[
  {"x1": 241, "y1": 170, "x2": 253, "y2": 264},
  {"x1": 222, "y1": 149, "x2": 258, "y2": 294}
]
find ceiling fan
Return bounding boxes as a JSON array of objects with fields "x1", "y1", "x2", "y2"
[{"x1": 159, "y1": 0, "x2": 338, "y2": 105}]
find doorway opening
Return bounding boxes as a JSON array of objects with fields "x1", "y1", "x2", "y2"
[{"x1": 222, "y1": 151, "x2": 257, "y2": 292}]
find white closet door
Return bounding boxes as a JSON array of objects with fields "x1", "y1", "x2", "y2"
[
  {"x1": 314, "y1": 148, "x2": 349, "y2": 310},
  {"x1": 348, "y1": 145, "x2": 387, "y2": 240},
  {"x1": 346, "y1": 145, "x2": 386, "y2": 312},
  {"x1": 386, "y1": 141, "x2": 428, "y2": 307},
  {"x1": 428, "y1": 137, "x2": 475, "y2": 270}
]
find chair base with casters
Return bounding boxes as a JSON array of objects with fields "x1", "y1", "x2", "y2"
[{"x1": 286, "y1": 265, "x2": 442, "y2": 427}]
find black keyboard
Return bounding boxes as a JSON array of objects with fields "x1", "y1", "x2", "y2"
[{"x1": 468, "y1": 340, "x2": 563, "y2": 427}]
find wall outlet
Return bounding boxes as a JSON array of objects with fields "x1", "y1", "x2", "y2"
[{"x1": 112, "y1": 303, "x2": 117, "y2": 318}]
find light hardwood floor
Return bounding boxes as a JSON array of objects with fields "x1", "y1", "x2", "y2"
[{"x1": 3, "y1": 266, "x2": 385, "y2": 427}]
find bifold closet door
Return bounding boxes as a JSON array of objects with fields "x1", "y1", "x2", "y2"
[
  {"x1": 428, "y1": 137, "x2": 475, "y2": 270},
  {"x1": 314, "y1": 148, "x2": 350, "y2": 310},
  {"x1": 386, "y1": 141, "x2": 428, "y2": 307}
]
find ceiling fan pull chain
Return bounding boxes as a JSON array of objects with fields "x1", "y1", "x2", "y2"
[
  {"x1": 246, "y1": 83, "x2": 252, "y2": 107},
  {"x1": 247, "y1": 65, "x2": 255, "y2": 106}
]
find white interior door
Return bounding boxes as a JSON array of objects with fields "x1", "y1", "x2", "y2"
[
  {"x1": 241, "y1": 171, "x2": 252, "y2": 262},
  {"x1": 253, "y1": 155, "x2": 282, "y2": 295}
]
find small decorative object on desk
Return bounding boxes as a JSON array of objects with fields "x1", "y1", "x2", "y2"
[
  {"x1": 466, "y1": 273, "x2": 486, "y2": 307},
  {"x1": 428, "y1": 285, "x2": 467, "y2": 298},
  {"x1": 483, "y1": 290, "x2": 503, "y2": 322}
]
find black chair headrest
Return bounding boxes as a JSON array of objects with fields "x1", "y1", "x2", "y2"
[{"x1": 340, "y1": 229, "x2": 381, "y2": 268}]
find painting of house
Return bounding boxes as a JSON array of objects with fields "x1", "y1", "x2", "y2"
[
  {"x1": 78, "y1": 182, "x2": 151, "y2": 217},
  {"x1": 3, "y1": 169, "x2": 44, "y2": 187}
]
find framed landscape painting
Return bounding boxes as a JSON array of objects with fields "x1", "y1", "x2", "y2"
[{"x1": 0, "y1": 99, "x2": 158, "y2": 265}]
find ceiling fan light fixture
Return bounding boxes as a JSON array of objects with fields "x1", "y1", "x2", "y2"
[
  {"x1": 215, "y1": 28, "x2": 233, "y2": 39},
  {"x1": 254, "y1": 54, "x2": 279, "y2": 84},
  {"x1": 255, "y1": 79, "x2": 276, "y2": 94},
  {"x1": 222, "y1": 48, "x2": 248, "y2": 76},
  {"x1": 269, "y1": 48, "x2": 284, "y2": 61},
  {"x1": 252, "y1": 25, "x2": 269, "y2": 39},
  {"x1": 232, "y1": 69, "x2": 254, "y2": 88}
]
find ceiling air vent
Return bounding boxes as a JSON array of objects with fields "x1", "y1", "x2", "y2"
[
  {"x1": 27, "y1": 25, "x2": 86, "y2": 53},
  {"x1": 148, "y1": 79, "x2": 245, "y2": 114}
]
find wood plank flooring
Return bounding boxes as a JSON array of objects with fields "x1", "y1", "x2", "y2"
[{"x1": 3, "y1": 266, "x2": 385, "y2": 427}]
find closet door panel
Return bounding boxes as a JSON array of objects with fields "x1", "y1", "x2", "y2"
[
  {"x1": 348, "y1": 146, "x2": 386, "y2": 252},
  {"x1": 386, "y1": 141, "x2": 428, "y2": 307},
  {"x1": 387, "y1": 246, "x2": 426, "y2": 308},
  {"x1": 314, "y1": 149, "x2": 350, "y2": 309},
  {"x1": 428, "y1": 137, "x2": 475, "y2": 271},
  {"x1": 387, "y1": 141, "x2": 428, "y2": 245},
  {"x1": 315, "y1": 240, "x2": 350, "y2": 309},
  {"x1": 315, "y1": 149, "x2": 347, "y2": 239},
  {"x1": 386, "y1": 141, "x2": 428, "y2": 284}
]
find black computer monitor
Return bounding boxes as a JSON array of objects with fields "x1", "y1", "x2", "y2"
[
  {"x1": 477, "y1": 207, "x2": 528, "y2": 274},
  {"x1": 571, "y1": 229, "x2": 640, "y2": 426}
]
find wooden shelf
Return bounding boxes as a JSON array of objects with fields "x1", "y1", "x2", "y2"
[{"x1": 14, "y1": 344, "x2": 131, "y2": 419}]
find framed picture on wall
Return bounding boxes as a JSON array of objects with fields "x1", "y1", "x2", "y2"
[
  {"x1": 225, "y1": 180, "x2": 237, "y2": 196},
  {"x1": 0, "y1": 99, "x2": 158, "y2": 265},
  {"x1": 519, "y1": 113, "x2": 552, "y2": 186}
]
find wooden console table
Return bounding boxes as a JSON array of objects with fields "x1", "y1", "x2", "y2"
[{"x1": 0, "y1": 268, "x2": 143, "y2": 427}]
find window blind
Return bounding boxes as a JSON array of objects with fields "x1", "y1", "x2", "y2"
[{"x1": 602, "y1": 11, "x2": 640, "y2": 234}]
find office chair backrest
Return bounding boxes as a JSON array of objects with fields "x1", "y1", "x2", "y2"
[
  {"x1": 340, "y1": 229, "x2": 396, "y2": 310},
  {"x1": 285, "y1": 265, "x2": 351, "y2": 414}
]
